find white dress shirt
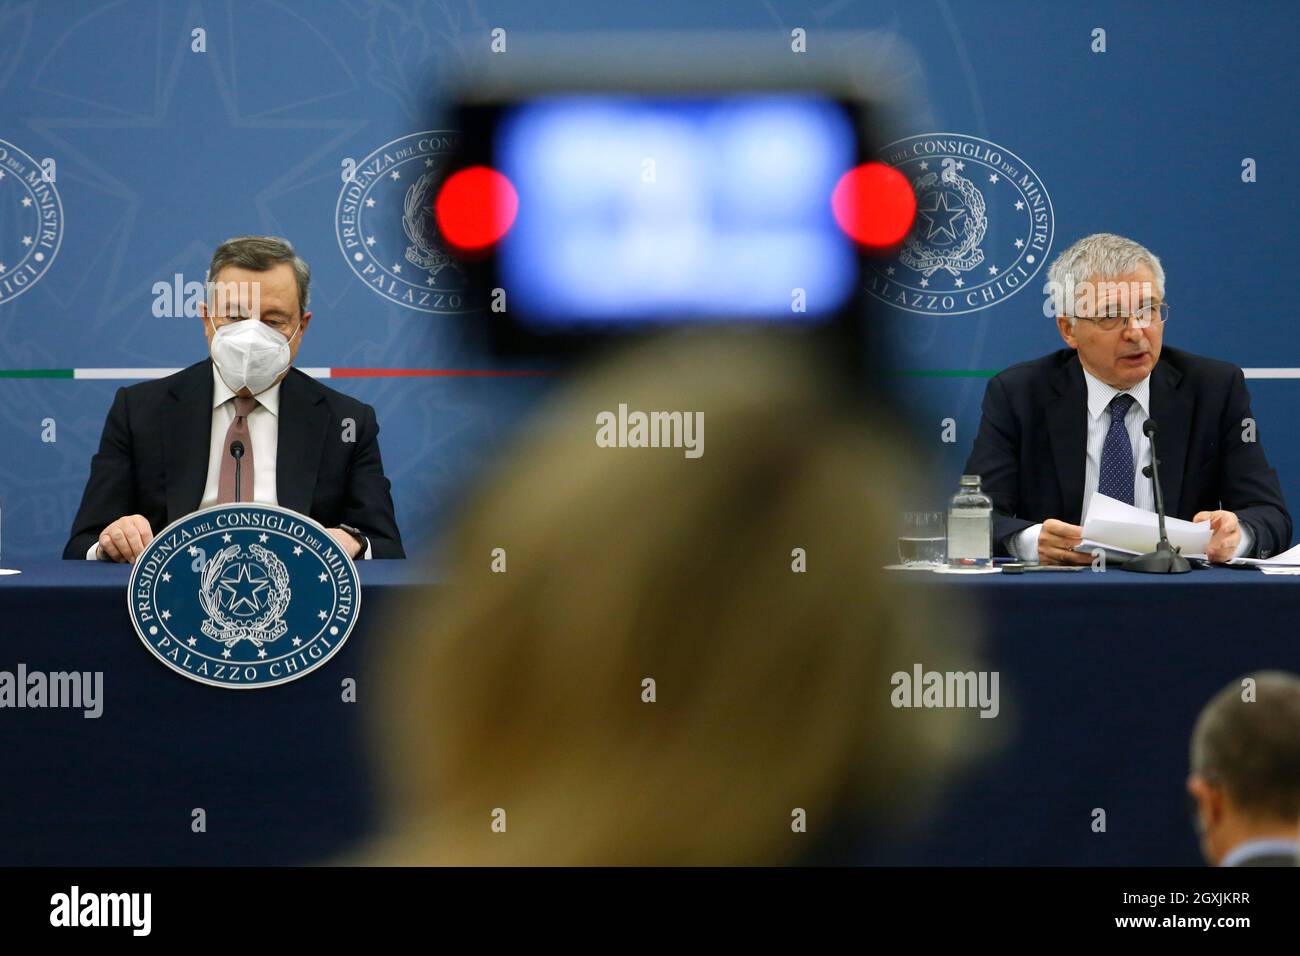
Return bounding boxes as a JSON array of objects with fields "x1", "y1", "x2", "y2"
[
  {"x1": 89, "y1": 364, "x2": 370, "y2": 559},
  {"x1": 1221, "y1": 837, "x2": 1299, "y2": 867},
  {"x1": 201, "y1": 363, "x2": 283, "y2": 511},
  {"x1": 1010, "y1": 365, "x2": 1253, "y2": 562}
]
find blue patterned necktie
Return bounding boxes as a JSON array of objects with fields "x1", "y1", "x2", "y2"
[{"x1": 1098, "y1": 393, "x2": 1136, "y2": 505}]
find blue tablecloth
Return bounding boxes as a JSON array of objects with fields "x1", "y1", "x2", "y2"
[
  {"x1": 0, "y1": 559, "x2": 433, "y2": 866},
  {"x1": 863, "y1": 565, "x2": 1300, "y2": 865},
  {"x1": 2, "y1": 561, "x2": 1298, "y2": 865}
]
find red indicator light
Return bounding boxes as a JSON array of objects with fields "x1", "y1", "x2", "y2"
[
  {"x1": 831, "y1": 161, "x2": 916, "y2": 251},
  {"x1": 434, "y1": 166, "x2": 519, "y2": 252}
]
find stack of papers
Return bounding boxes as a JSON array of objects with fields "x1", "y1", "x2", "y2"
[
  {"x1": 1072, "y1": 493, "x2": 1212, "y2": 560},
  {"x1": 1228, "y1": 541, "x2": 1300, "y2": 567}
]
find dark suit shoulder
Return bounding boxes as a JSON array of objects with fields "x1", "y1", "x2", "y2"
[
  {"x1": 1234, "y1": 852, "x2": 1298, "y2": 867},
  {"x1": 115, "y1": 359, "x2": 211, "y2": 403},
  {"x1": 988, "y1": 346, "x2": 1246, "y2": 394},
  {"x1": 283, "y1": 366, "x2": 374, "y2": 417},
  {"x1": 116, "y1": 361, "x2": 381, "y2": 420},
  {"x1": 118, "y1": 361, "x2": 379, "y2": 420},
  {"x1": 987, "y1": 349, "x2": 1076, "y2": 391},
  {"x1": 1157, "y1": 345, "x2": 1243, "y2": 388}
]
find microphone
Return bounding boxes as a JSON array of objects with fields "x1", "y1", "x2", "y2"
[
  {"x1": 230, "y1": 440, "x2": 245, "y2": 503},
  {"x1": 1121, "y1": 418, "x2": 1191, "y2": 573}
]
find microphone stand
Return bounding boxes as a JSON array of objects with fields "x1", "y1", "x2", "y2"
[
  {"x1": 231, "y1": 440, "x2": 244, "y2": 503},
  {"x1": 1122, "y1": 418, "x2": 1191, "y2": 573}
]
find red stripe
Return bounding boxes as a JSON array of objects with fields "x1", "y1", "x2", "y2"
[{"x1": 330, "y1": 368, "x2": 555, "y2": 378}]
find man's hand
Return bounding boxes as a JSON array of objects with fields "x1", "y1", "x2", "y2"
[
  {"x1": 1193, "y1": 510, "x2": 1241, "y2": 563},
  {"x1": 327, "y1": 527, "x2": 364, "y2": 559},
  {"x1": 96, "y1": 514, "x2": 154, "y2": 563},
  {"x1": 1037, "y1": 518, "x2": 1093, "y2": 566}
]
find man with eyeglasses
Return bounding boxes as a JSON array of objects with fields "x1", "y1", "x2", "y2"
[
  {"x1": 63, "y1": 235, "x2": 405, "y2": 562},
  {"x1": 963, "y1": 232, "x2": 1290, "y2": 565}
]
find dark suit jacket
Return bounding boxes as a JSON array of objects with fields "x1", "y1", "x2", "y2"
[
  {"x1": 962, "y1": 346, "x2": 1291, "y2": 559},
  {"x1": 1231, "y1": 851, "x2": 1298, "y2": 867},
  {"x1": 63, "y1": 359, "x2": 406, "y2": 559}
]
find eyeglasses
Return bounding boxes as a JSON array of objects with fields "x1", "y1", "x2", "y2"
[
  {"x1": 210, "y1": 313, "x2": 299, "y2": 337},
  {"x1": 1073, "y1": 302, "x2": 1170, "y2": 332}
]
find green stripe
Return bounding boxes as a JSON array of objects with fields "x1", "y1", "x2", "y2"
[
  {"x1": 0, "y1": 367, "x2": 1001, "y2": 380},
  {"x1": 893, "y1": 369, "x2": 1000, "y2": 378}
]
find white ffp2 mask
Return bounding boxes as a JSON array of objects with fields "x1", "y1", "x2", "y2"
[{"x1": 208, "y1": 318, "x2": 300, "y2": 395}]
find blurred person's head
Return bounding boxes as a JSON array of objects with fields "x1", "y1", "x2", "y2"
[
  {"x1": 367, "y1": 330, "x2": 989, "y2": 865},
  {"x1": 1187, "y1": 672, "x2": 1300, "y2": 866}
]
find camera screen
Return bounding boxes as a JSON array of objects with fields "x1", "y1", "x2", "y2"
[{"x1": 494, "y1": 94, "x2": 860, "y2": 330}]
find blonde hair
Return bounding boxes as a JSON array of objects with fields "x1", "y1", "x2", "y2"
[{"x1": 365, "y1": 331, "x2": 984, "y2": 865}]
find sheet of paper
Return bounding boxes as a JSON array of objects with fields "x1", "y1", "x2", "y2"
[
  {"x1": 1227, "y1": 540, "x2": 1300, "y2": 566},
  {"x1": 1258, "y1": 565, "x2": 1300, "y2": 575},
  {"x1": 1076, "y1": 540, "x2": 1208, "y2": 564},
  {"x1": 1073, "y1": 493, "x2": 1212, "y2": 559},
  {"x1": 1077, "y1": 539, "x2": 1138, "y2": 558}
]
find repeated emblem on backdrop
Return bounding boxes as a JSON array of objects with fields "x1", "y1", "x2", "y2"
[
  {"x1": 868, "y1": 133, "x2": 1054, "y2": 317},
  {"x1": 128, "y1": 504, "x2": 361, "y2": 689},
  {"x1": 0, "y1": 138, "x2": 64, "y2": 307},
  {"x1": 335, "y1": 130, "x2": 480, "y2": 314}
]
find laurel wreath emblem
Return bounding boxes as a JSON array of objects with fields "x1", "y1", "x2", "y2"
[
  {"x1": 198, "y1": 544, "x2": 291, "y2": 648},
  {"x1": 402, "y1": 170, "x2": 458, "y2": 277},
  {"x1": 899, "y1": 165, "x2": 987, "y2": 277}
]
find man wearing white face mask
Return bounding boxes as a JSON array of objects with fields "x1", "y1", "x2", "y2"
[{"x1": 63, "y1": 235, "x2": 405, "y2": 562}]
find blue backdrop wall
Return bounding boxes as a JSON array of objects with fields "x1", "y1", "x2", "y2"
[{"x1": 2, "y1": 0, "x2": 1298, "y2": 562}]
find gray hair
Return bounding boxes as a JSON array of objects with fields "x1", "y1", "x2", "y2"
[
  {"x1": 1047, "y1": 233, "x2": 1165, "y2": 323},
  {"x1": 207, "y1": 235, "x2": 311, "y2": 314},
  {"x1": 1190, "y1": 671, "x2": 1300, "y2": 821}
]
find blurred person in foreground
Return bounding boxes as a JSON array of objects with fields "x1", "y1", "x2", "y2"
[
  {"x1": 1187, "y1": 671, "x2": 1300, "y2": 866},
  {"x1": 362, "y1": 331, "x2": 994, "y2": 866}
]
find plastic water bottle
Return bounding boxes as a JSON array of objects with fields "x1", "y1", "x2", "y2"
[{"x1": 947, "y1": 475, "x2": 992, "y2": 566}]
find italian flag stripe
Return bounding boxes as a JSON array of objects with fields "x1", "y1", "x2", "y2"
[
  {"x1": 0, "y1": 367, "x2": 1294, "y2": 381},
  {"x1": 0, "y1": 368, "x2": 552, "y2": 380}
]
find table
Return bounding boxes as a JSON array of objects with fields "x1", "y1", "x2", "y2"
[
  {"x1": 3, "y1": 562, "x2": 1298, "y2": 865},
  {"x1": 860, "y1": 565, "x2": 1300, "y2": 865},
  {"x1": 0, "y1": 560, "x2": 433, "y2": 866}
]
